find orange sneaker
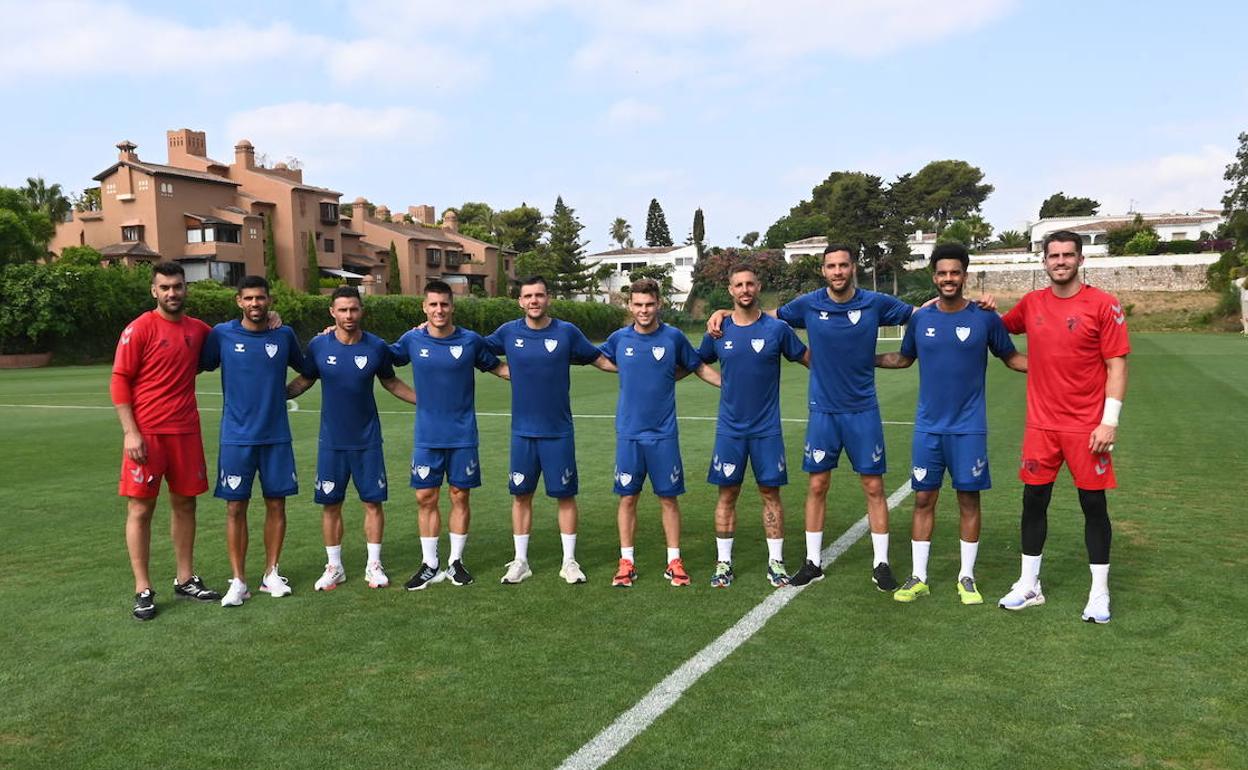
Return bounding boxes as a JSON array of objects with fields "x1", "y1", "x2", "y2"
[
  {"x1": 664, "y1": 558, "x2": 691, "y2": 587},
  {"x1": 612, "y1": 558, "x2": 637, "y2": 588}
]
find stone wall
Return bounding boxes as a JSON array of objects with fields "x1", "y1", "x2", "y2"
[{"x1": 966, "y1": 263, "x2": 1210, "y2": 293}]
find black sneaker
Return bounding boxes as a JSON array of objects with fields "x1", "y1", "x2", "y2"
[
  {"x1": 133, "y1": 588, "x2": 156, "y2": 621},
  {"x1": 173, "y1": 575, "x2": 221, "y2": 602},
  {"x1": 405, "y1": 563, "x2": 442, "y2": 591},
  {"x1": 788, "y1": 559, "x2": 825, "y2": 587},
  {"x1": 872, "y1": 562, "x2": 899, "y2": 592},
  {"x1": 446, "y1": 559, "x2": 474, "y2": 586}
]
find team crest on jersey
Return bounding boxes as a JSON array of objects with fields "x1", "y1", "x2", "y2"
[
  {"x1": 722, "y1": 463, "x2": 737, "y2": 478},
  {"x1": 510, "y1": 472, "x2": 526, "y2": 486},
  {"x1": 545, "y1": 339, "x2": 558, "y2": 352},
  {"x1": 226, "y1": 474, "x2": 242, "y2": 490},
  {"x1": 651, "y1": 346, "x2": 666, "y2": 361},
  {"x1": 234, "y1": 342, "x2": 246, "y2": 353},
  {"x1": 1066, "y1": 316, "x2": 1079, "y2": 331},
  {"x1": 956, "y1": 326, "x2": 971, "y2": 342},
  {"x1": 514, "y1": 338, "x2": 525, "y2": 348},
  {"x1": 265, "y1": 343, "x2": 278, "y2": 358},
  {"x1": 449, "y1": 345, "x2": 463, "y2": 359},
  {"x1": 354, "y1": 355, "x2": 368, "y2": 369},
  {"x1": 847, "y1": 310, "x2": 861, "y2": 325},
  {"x1": 414, "y1": 465, "x2": 431, "y2": 480},
  {"x1": 912, "y1": 467, "x2": 927, "y2": 482},
  {"x1": 751, "y1": 338, "x2": 765, "y2": 352},
  {"x1": 326, "y1": 355, "x2": 337, "y2": 365}
]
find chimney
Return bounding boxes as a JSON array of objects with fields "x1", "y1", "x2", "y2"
[
  {"x1": 352, "y1": 197, "x2": 370, "y2": 222},
  {"x1": 116, "y1": 140, "x2": 139, "y2": 162},
  {"x1": 234, "y1": 139, "x2": 255, "y2": 169},
  {"x1": 167, "y1": 128, "x2": 207, "y2": 166},
  {"x1": 375, "y1": 205, "x2": 391, "y2": 222},
  {"x1": 409, "y1": 205, "x2": 436, "y2": 225},
  {"x1": 442, "y1": 209, "x2": 459, "y2": 233}
]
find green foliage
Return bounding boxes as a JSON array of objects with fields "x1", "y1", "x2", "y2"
[
  {"x1": 703, "y1": 286, "x2": 733, "y2": 313},
  {"x1": 1106, "y1": 215, "x2": 1155, "y2": 256},
  {"x1": 263, "y1": 217, "x2": 278, "y2": 285},
  {"x1": 689, "y1": 248, "x2": 787, "y2": 301},
  {"x1": 1123, "y1": 229, "x2": 1159, "y2": 255},
  {"x1": 56, "y1": 245, "x2": 103, "y2": 267},
  {"x1": 938, "y1": 221, "x2": 973, "y2": 246},
  {"x1": 911, "y1": 160, "x2": 993, "y2": 233},
  {"x1": 1222, "y1": 130, "x2": 1248, "y2": 216},
  {"x1": 992, "y1": 230, "x2": 1029, "y2": 248},
  {"x1": 762, "y1": 211, "x2": 829, "y2": 249},
  {"x1": 19, "y1": 177, "x2": 71, "y2": 232},
  {"x1": 386, "y1": 241, "x2": 401, "y2": 295},
  {"x1": 305, "y1": 233, "x2": 319, "y2": 293},
  {"x1": 626, "y1": 262, "x2": 677, "y2": 305},
  {"x1": 645, "y1": 198, "x2": 673, "y2": 247},
  {"x1": 513, "y1": 249, "x2": 559, "y2": 285},
  {"x1": 496, "y1": 204, "x2": 545, "y2": 253},
  {"x1": 610, "y1": 217, "x2": 632, "y2": 249},
  {"x1": 1039, "y1": 192, "x2": 1100, "y2": 219},
  {"x1": 741, "y1": 231, "x2": 759, "y2": 248},
  {"x1": 0, "y1": 188, "x2": 54, "y2": 265},
  {"x1": 540, "y1": 196, "x2": 596, "y2": 298},
  {"x1": 692, "y1": 208, "x2": 705, "y2": 261},
  {"x1": 1205, "y1": 250, "x2": 1245, "y2": 292},
  {"x1": 70, "y1": 186, "x2": 101, "y2": 212}
]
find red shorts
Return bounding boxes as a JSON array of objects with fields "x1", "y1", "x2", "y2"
[
  {"x1": 118, "y1": 432, "x2": 208, "y2": 498},
  {"x1": 1019, "y1": 427, "x2": 1116, "y2": 490}
]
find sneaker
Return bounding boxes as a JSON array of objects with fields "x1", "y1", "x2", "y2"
[
  {"x1": 173, "y1": 574, "x2": 221, "y2": 602},
  {"x1": 998, "y1": 580, "x2": 1045, "y2": 611},
  {"x1": 260, "y1": 567, "x2": 293, "y2": 598},
  {"x1": 766, "y1": 559, "x2": 790, "y2": 587},
  {"x1": 872, "y1": 562, "x2": 899, "y2": 592},
  {"x1": 132, "y1": 588, "x2": 156, "y2": 621},
  {"x1": 612, "y1": 558, "x2": 637, "y2": 588},
  {"x1": 788, "y1": 559, "x2": 824, "y2": 587},
  {"x1": 893, "y1": 576, "x2": 930, "y2": 603},
  {"x1": 709, "y1": 560, "x2": 734, "y2": 588},
  {"x1": 664, "y1": 558, "x2": 691, "y2": 587},
  {"x1": 500, "y1": 559, "x2": 532, "y2": 585},
  {"x1": 221, "y1": 578, "x2": 251, "y2": 607},
  {"x1": 364, "y1": 561, "x2": 389, "y2": 589},
  {"x1": 404, "y1": 563, "x2": 444, "y2": 591},
  {"x1": 957, "y1": 576, "x2": 984, "y2": 605},
  {"x1": 1081, "y1": 592, "x2": 1111, "y2": 624},
  {"x1": 314, "y1": 564, "x2": 346, "y2": 591},
  {"x1": 446, "y1": 560, "x2": 474, "y2": 587},
  {"x1": 559, "y1": 559, "x2": 587, "y2": 585}
]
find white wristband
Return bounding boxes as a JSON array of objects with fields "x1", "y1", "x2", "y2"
[{"x1": 1101, "y1": 397, "x2": 1122, "y2": 427}]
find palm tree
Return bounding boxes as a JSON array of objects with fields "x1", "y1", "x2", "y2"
[
  {"x1": 994, "y1": 229, "x2": 1028, "y2": 248},
  {"x1": 610, "y1": 217, "x2": 631, "y2": 249},
  {"x1": 22, "y1": 177, "x2": 71, "y2": 226}
]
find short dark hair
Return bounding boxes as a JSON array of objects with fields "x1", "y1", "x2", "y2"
[
  {"x1": 823, "y1": 242, "x2": 856, "y2": 259},
  {"x1": 518, "y1": 275, "x2": 549, "y2": 292},
  {"x1": 423, "y1": 280, "x2": 453, "y2": 298},
  {"x1": 727, "y1": 263, "x2": 757, "y2": 280},
  {"x1": 929, "y1": 242, "x2": 970, "y2": 271},
  {"x1": 629, "y1": 278, "x2": 660, "y2": 299},
  {"x1": 1043, "y1": 230, "x2": 1083, "y2": 257},
  {"x1": 330, "y1": 285, "x2": 361, "y2": 304},
  {"x1": 152, "y1": 261, "x2": 185, "y2": 281},
  {"x1": 237, "y1": 275, "x2": 269, "y2": 294}
]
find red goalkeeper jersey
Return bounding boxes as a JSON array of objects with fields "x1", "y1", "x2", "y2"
[
  {"x1": 111, "y1": 310, "x2": 211, "y2": 434},
  {"x1": 1002, "y1": 284, "x2": 1130, "y2": 433}
]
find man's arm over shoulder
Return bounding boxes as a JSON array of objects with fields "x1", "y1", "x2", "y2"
[{"x1": 380, "y1": 375, "x2": 417, "y2": 405}]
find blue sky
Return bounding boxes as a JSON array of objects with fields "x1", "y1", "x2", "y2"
[{"x1": 3, "y1": 0, "x2": 1246, "y2": 249}]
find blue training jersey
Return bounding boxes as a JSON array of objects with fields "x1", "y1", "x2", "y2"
[
  {"x1": 778, "y1": 288, "x2": 912, "y2": 413},
  {"x1": 391, "y1": 327, "x2": 500, "y2": 449},
  {"x1": 900, "y1": 303, "x2": 1016, "y2": 435},
  {"x1": 600, "y1": 323, "x2": 704, "y2": 440},
  {"x1": 301, "y1": 332, "x2": 395, "y2": 450},
  {"x1": 200, "y1": 320, "x2": 304, "y2": 445},
  {"x1": 484, "y1": 318, "x2": 601, "y2": 438},
  {"x1": 698, "y1": 314, "x2": 806, "y2": 438}
]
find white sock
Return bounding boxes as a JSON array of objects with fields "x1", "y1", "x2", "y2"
[
  {"x1": 666, "y1": 547, "x2": 681, "y2": 563},
  {"x1": 959, "y1": 539, "x2": 979, "y2": 579},
  {"x1": 513, "y1": 534, "x2": 529, "y2": 562},
  {"x1": 911, "y1": 540, "x2": 931, "y2": 582},
  {"x1": 716, "y1": 537, "x2": 734, "y2": 563},
  {"x1": 366, "y1": 542, "x2": 382, "y2": 564},
  {"x1": 1021, "y1": 553, "x2": 1043, "y2": 586},
  {"x1": 420, "y1": 537, "x2": 438, "y2": 568},
  {"x1": 871, "y1": 532, "x2": 889, "y2": 566},
  {"x1": 766, "y1": 537, "x2": 784, "y2": 562},
  {"x1": 1090, "y1": 563, "x2": 1109, "y2": 595},
  {"x1": 326, "y1": 545, "x2": 343, "y2": 569},
  {"x1": 621, "y1": 546, "x2": 635, "y2": 562},
  {"x1": 560, "y1": 532, "x2": 577, "y2": 563},
  {"x1": 449, "y1": 532, "x2": 467, "y2": 563},
  {"x1": 805, "y1": 531, "x2": 823, "y2": 566}
]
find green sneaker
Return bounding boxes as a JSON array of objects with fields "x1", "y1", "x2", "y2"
[
  {"x1": 710, "y1": 560, "x2": 734, "y2": 588},
  {"x1": 957, "y1": 576, "x2": 984, "y2": 605},
  {"x1": 766, "y1": 559, "x2": 790, "y2": 587},
  {"x1": 893, "y1": 575, "x2": 930, "y2": 603}
]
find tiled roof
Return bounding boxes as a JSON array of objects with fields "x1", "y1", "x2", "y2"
[
  {"x1": 100, "y1": 241, "x2": 160, "y2": 257},
  {"x1": 93, "y1": 160, "x2": 238, "y2": 186}
]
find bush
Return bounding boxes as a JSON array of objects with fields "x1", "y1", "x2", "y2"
[
  {"x1": 1156, "y1": 239, "x2": 1204, "y2": 254},
  {"x1": 1205, "y1": 250, "x2": 1245, "y2": 292},
  {"x1": 1123, "y1": 229, "x2": 1160, "y2": 255}
]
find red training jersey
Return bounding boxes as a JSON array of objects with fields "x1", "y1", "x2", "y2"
[
  {"x1": 111, "y1": 310, "x2": 211, "y2": 434},
  {"x1": 1001, "y1": 284, "x2": 1130, "y2": 433}
]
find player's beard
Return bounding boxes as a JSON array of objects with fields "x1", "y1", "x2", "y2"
[{"x1": 157, "y1": 295, "x2": 183, "y2": 316}]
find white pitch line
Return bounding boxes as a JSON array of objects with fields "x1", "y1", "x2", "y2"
[{"x1": 557, "y1": 481, "x2": 914, "y2": 770}]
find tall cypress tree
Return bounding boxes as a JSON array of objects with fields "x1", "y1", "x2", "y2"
[
  {"x1": 692, "y1": 207, "x2": 705, "y2": 262},
  {"x1": 387, "y1": 240, "x2": 401, "y2": 295},
  {"x1": 305, "y1": 233, "x2": 319, "y2": 293},
  {"x1": 645, "y1": 198, "x2": 673, "y2": 247}
]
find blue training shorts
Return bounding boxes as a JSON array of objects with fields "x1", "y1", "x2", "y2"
[
  {"x1": 803, "y1": 408, "x2": 886, "y2": 475},
  {"x1": 215, "y1": 443, "x2": 298, "y2": 500},
  {"x1": 410, "y1": 446, "x2": 481, "y2": 490},
  {"x1": 707, "y1": 433, "x2": 788, "y2": 487},
  {"x1": 614, "y1": 437, "x2": 685, "y2": 497},
  {"x1": 314, "y1": 446, "x2": 388, "y2": 504},
  {"x1": 509, "y1": 435, "x2": 578, "y2": 498},
  {"x1": 910, "y1": 431, "x2": 991, "y2": 492}
]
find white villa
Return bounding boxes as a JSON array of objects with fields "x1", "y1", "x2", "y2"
[
  {"x1": 1028, "y1": 210, "x2": 1224, "y2": 256},
  {"x1": 586, "y1": 244, "x2": 698, "y2": 307}
]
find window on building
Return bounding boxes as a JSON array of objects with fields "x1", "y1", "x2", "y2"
[
  {"x1": 187, "y1": 228, "x2": 203, "y2": 244},
  {"x1": 121, "y1": 225, "x2": 144, "y2": 242},
  {"x1": 427, "y1": 248, "x2": 442, "y2": 267},
  {"x1": 105, "y1": 182, "x2": 116, "y2": 195},
  {"x1": 209, "y1": 260, "x2": 246, "y2": 287},
  {"x1": 674, "y1": 256, "x2": 694, "y2": 266},
  {"x1": 136, "y1": 179, "x2": 149, "y2": 192},
  {"x1": 216, "y1": 225, "x2": 241, "y2": 244},
  {"x1": 1171, "y1": 231, "x2": 1187, "y2": 241},
  {"x1": 320, "y1": 202, "x2": 339, "y2": 223},
  {"x1": 504, "y1": 259, "x2": 511, "y2": 271},
  {"x1": 446, "y1": 250, "x2": 463, "y2": 267},
  {"x1": 159, "y1": 182, "x2": 174, "y2": 195},
  {"x1": 324, "y1": 238, "x2": 336, "y2": 253},
  {"x1": 248, "y1": 227, "x2": 258, "y2": 240}
]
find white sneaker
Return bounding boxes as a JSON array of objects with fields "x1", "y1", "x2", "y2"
[
  {"x1": 559, "y1": 559, "x2": 587, "y2": 584},
  {"x1": 1081, "y1": 592, "x2": 1111, "y2": 624},
  {"x1": 315, "y1": 564, "x2": 346, "y2": 591},
  {"x1": 260, "y1": 566, "x2": 292, "y2": 598},
  {"x1": 364, "y1": 561, "x2": 389, "y2": 589},
  {"x1": 500, "y1": 559, "x2": 532, "y2": 584},
  {"x1": 221, "y1": 578, "x2": 250, "y2": 607},
  {"x1": 998, "y1": 580, "x2": 1045, "y2": 611}
]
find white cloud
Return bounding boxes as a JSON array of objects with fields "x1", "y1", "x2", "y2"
[
  {"x1": 326, "y1": 38, "x2": 487, "y2": 89},
  {"x1": 1087, "y1": 145, "x2": 1230, "y2": 216},
  {"x1": 603, "y1": 98, "x2": 663, "y2": 128}
]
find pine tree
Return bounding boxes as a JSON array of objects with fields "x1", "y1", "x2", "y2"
[
  {"x1": 305, "y1": 233, "x2": 319, "y2": 293},
  {"x1": 543, "y1": 195, "x2": 596, "y2": 298},
  {"x1": 387, "y1": 240, "x2": 401, "y2": 295},
  {"x1": 692, "y1": 208, "x2": 705, "y2": 262},
  {"x1": 645, "y1": 198, "x2": 673, "y2": 247},
  {"x1": 263, "y1": 216, "x2": 278, "y2": 285}
]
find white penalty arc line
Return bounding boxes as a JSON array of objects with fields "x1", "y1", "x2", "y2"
[{"x1": 557, "y1": 481, "x2": 914, "y2": 770}]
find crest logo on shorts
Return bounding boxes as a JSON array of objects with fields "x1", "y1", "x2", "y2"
[
  {"x1": 751, "y1": 338, "x2": 765, "y2": 353},
  {"x1": 414, "y1": 465, "x2": 430, "y2": 479},
  {"x1": 956, "y1": 326, "x2": 971, "y2": 342},
  {"x1": 318, "y1": 479, "x2": 336, "y2": 495},
  {"x1": 466, "y1": 460, "x2": 478, "y2": 476},
  {"x1": 326, "y1": 355, "x2": 337, "y2": 365},
  {"x1": 912, "y1": 467, "x2": 927, "y2": 482},
  {"x1": 265, "y1": 343, "x2": 278, "y2": 358},
  {"x1": 812, "y1": 449, "x2": 826, "y2": 463},
  {"x1": 354, "y1": 356, "x2": 368, "y2": 369},
  {"x1": 722, "y1": 462, "x2": 737, "y2": 478},
  {"x1": 561, "y1": 467, "x2": 574, "y2": 485},
  {"x1": 847, "y1": 310, "x2": 861, "y2": 325},
  {"x1": 872, "y1": 444, "x2": 884, "y2": 463},
  {"x1": 449, "y1": 345, "x2": 463, "y2": 360},
  {"x1": 652, "y1": 346, "x2": 666, "y2": 361},
  {"x1": 226, "y1": 474, "x2": 242, "y2": 490},
  {"x1": 510, "y1": 472, "x2": 526, "y2": 486},
  {"x1": 545, "y1": 339, "x2": 558, "y2": 352},
  {"x1": 724, "y1": 340, "x2": 734, "y2": 350},
  {"x1": 971, "y1": 458, "x2": 986, "y2": 478},
  {"x1": 616, "y1": 470, "x2": 633, "y2": 487},
  {"x1": 234, "y1": 342, "x2": 246, "y2": 353}
]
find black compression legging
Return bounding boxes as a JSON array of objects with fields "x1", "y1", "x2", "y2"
[{"x1": 1020, "y1": 483, "x2": 1112, "y2": 563}]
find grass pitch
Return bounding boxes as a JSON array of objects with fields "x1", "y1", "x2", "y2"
[{"x1": 0, "y1": 332, "x2": 1244, "y2": 769}]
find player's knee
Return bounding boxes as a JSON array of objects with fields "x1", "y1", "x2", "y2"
[
  {"x1": 914, "y1": 490, "x2": 938, "y2": 513},
  {"x1": 859, "y1": 474, "x2": 885, "y2": 498},
  {"x1": 1077, "y1": 488, "x2": 1108, "y2": 520},
  {"x1": 807, "y1": 472, "x2": 830, "y2": 496}
]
